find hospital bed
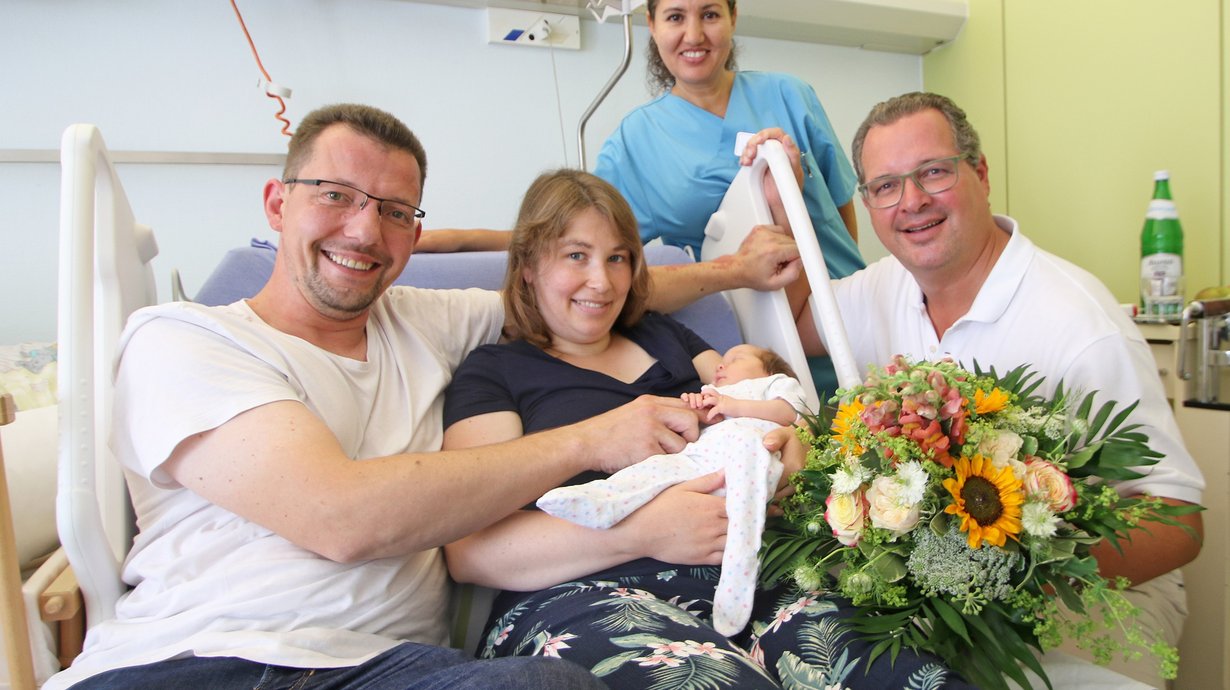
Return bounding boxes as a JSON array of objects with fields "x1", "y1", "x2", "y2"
[
  {"x1": 3, "y1": 120, "x2": 1157, "y2": 689},
  {"x1": 5, "y1": 123, "x2": 807, "y2": 680}
]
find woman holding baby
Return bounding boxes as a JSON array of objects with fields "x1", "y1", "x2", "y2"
[{"x1": 441, "y1": 170, "x2": 972, "y2": 689}]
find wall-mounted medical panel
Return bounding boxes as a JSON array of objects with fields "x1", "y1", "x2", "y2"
[{"x1": 411, "y1": 0, "x2": 968, "y2": 54}]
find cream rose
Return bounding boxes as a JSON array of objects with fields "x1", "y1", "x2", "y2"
[
  {"x1": 825, "y1": 491, "x2": 866, "y2": 546},
  {"x1": 865, "y1": 475, "x2": 923, "y2": 538},
  {"x1": 977, "y1": 429, "x2": 1024, "y2": 468},
  {"x1": 1024, "y1": 459, "x2": 1077, "y2": 512}
]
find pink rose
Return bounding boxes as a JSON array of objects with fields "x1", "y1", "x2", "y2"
[
  {"x1": 825, "y1": 491, "x2": 867, "y2": 546},
  {"x1": 1024, "y1": 460, "x2": 1077, "y2": 513}
]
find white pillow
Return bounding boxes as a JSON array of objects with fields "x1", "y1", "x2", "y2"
[{"x1": 1, "y1": 404, "x2": 59, "y2": 570}]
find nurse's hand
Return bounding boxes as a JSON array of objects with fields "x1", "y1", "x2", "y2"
[{"x1": 739, "y1": 127, "x2": 805, "y2": 191}]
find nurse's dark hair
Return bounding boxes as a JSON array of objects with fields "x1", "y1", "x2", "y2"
[
  {"x1": 850, "y1": 92, "x2": 982, "y2": 182},
  {"x1": 503, "y1": 169, "x2": 651, "y2": 348},
  {"x1": 283, "y1": 103, "x2": 427, "y2": 187},
  {"x1": 645, "y1": 0, "x2": 739, "y2": 95}
]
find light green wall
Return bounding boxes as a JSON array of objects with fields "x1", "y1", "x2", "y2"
[
  {"x1": 924, "y1": 0, "x2": 1227, "y2": 303},
  {"x1": 919, "y1": 0, "x2": 1007, "y2": 215}
]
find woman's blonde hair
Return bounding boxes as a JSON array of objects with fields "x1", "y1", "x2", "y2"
[{"x1": 503, "y1": 169, "x2": 651, "y2": 348}]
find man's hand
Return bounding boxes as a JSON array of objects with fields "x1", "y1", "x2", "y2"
[
  {"x1": 576, "y1": 395, "x2": 701, "y2": 474},
  {"x1": 643, "y1": 225, "x2": 801, "y2": 314},
  {"x1": 730, "y1": 225, "x2": 803, "y2": 291}
]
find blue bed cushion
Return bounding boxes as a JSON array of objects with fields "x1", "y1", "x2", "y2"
[{"x1": 193, "y1": 239, "x2": 742, "y2": 352}]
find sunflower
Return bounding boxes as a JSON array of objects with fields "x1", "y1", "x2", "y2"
[
  {"x1": 831, "y1": 399, "x2": 866, "y2": 455},
  {"x1": 942, "y1": 454, "x2": 1023, "y2": 548},
  {"x1": 973, "y1": 387, "x2": 1010, "y2": 415}
]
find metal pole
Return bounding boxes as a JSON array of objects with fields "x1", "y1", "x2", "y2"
[{"x1": 577, "y1": 13, "x2": 633, "y2": 169}]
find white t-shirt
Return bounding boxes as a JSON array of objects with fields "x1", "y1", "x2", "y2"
[
  {"x1": 45, "y1": 286, "x2": 503, "y2": 689},
  {"x1": 830, "y1": 216, "x2": 1203, "y2": 504}
]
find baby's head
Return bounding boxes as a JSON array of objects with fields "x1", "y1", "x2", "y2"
[{"x1": 713, "y1": 344, "x2": 797, "y2": 386}]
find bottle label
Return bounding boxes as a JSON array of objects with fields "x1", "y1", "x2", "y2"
[
  {"x1": 1139, "y1": 252, "x2": 1184, "y2": 320},
  {"x1": 1146, "y1": 200, "x2": 1178, "y2": 219}
]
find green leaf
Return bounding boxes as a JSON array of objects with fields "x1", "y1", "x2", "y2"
[
  {"x1": 590, "y1": 650, "x2": 645, "y2": 677},
  {"x1": 1082, "y1": 395, "x2": 1115, "y2": 440},
  {"x1": 929, "y1": 598, "x2": 973, "y2": 646},
  {"x1": 870, "y1": 552, "x2": 908, "y2": 583}
]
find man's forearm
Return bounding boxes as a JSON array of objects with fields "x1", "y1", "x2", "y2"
[
  {"x1": 645, "y1": 226, "x2": 802, "y2": 314},
  {"x1": 647, "y1": 256, "x2": 753, "y2": 313},
  {"x1": 1089, "y1": 497, "x2": 1203, "y2": 585}
]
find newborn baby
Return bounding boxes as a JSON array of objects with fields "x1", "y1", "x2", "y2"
[{"x1": 537, "y1": 344, "x2": 806, "y2": 635}]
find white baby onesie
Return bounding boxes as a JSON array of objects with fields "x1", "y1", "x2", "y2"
[{"x1": 537, "y1": 374, "x2": 806, "y2": 635}]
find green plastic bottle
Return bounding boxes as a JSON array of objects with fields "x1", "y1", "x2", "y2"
[{"x1": 1139, "y1": 170, "x2": 1185, "y2": 321}]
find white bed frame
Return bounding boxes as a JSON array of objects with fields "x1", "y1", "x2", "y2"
[
  {"x1": 56, "y1": 124, "x2": 159, "y2": 631},
  {"x1": 701, "y1": 137, "x2": 860, "y2": 412}
]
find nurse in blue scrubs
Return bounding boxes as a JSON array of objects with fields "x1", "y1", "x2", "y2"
[
  {"x1": 418, "y1": 0, "x2": 861, "y2": 397},
  {"x1": 595, "y1": 0, "x2": 864, "y2": 398}
]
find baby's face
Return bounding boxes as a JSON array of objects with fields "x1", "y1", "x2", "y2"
[{"x1": 713, "y1": 345, "x2": 770, "y2": 386}]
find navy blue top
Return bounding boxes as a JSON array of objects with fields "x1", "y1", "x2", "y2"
[{"x1": 444, "y1": 312, "x2": 713, "y2": 489}]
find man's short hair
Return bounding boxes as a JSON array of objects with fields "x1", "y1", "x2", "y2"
[
  {"x1": 284, "y1": 104, "x2": 427, "y2": 187},
  {"x1": 851, "y1": 92, "x2": 982, "y2": 182}
]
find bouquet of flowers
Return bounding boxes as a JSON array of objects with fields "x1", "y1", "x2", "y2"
[{"x1": 760, "y1": 355, "x2": 1200, "y2": 690}]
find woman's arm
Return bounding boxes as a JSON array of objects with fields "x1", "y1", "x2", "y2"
[
  {"x1": 692, "y1": 350, "x2": 722, "y2": 385},
  {"x1": 442, "y1": 410, "x2": 728, "y2": 591}
]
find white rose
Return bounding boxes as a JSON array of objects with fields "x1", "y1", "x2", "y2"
[
  {"x1": 825, "y1": 491, "x2": 866, "y2": 547},
  {"x1": 865, "y1": 475, "x2": 922, "y2": 538},
  {"x1": 977, "y1": 429, "x2": 1024, "y2": 468}
]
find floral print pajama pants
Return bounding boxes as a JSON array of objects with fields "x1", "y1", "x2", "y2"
[{"x1": 478, "y1": 561, "x2": 978, "y2": 690}]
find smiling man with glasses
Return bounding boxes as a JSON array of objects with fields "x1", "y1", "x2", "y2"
[
  {"x1": 46, "y1": 102, "x2": 812, "y2": 690},
  {"x1": 788, "y1": 91, "x2": 1204, "y2": 688}
]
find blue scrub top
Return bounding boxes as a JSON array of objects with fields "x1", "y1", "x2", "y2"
[{"x1": 594, "y1": 70, "x2": 864, "y2": 280}]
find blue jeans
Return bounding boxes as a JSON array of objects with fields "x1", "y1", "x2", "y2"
[{"x1": 70, "y1": 641, "x2": 607, "y2": 690}]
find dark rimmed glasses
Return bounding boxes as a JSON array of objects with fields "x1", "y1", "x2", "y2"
[
  {"x1": 284, "y1": 178, "x2": 425, "y2": 231},
  {"x1": 858, "y1": 156, "x2": 966, "y2": 209}
]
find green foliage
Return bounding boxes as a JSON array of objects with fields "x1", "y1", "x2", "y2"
[{"x1": 760, "y1": 357, "x2": 1200, "y2": 687}]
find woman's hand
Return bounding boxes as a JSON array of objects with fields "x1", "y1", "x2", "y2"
[
  {"x1": 763, "y1": 426, "x2": 803, "y2": 517},
  {"x1": 618, "y1": 471, "x2": 728, "y2": 566}
]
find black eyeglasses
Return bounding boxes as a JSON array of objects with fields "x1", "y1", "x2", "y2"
[
  {"x1": 283, "y1": 178, "x2": 425, "y2": 231},
  {"x1": 857, "y1": 156, "x2": 966, "y2": 209}
]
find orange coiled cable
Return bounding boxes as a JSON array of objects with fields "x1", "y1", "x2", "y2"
[{"x1": 231, "y1": 0, "x2": 293, "y2": 136}]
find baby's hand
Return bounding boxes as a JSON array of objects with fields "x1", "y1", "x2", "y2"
[
  {"x1": 702, "y1": 391, "x2": 729, "y2": 423},
  {"x1": 681, "y1": 391, "x2": 709, "y2": 410}
]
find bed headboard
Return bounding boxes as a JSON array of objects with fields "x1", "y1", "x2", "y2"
[
  {"x1": 57, "y1": 123, "x2": 160, "y2": 629},
  {"x1": 194, "y1": 239, "x2": 743, "y2": 353}
]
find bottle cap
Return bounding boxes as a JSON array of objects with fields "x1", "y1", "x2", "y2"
[{"x1": 1154, "y1": 170, "x2": 1170, "y2": 181}]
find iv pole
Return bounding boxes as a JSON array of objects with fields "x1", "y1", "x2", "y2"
[{"x1": 577, "y1": 2, "x2": 641, "y2": 169}]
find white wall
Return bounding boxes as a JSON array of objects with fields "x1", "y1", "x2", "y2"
[{"x1": 0, "y1": 0, "x2": 921, "y2": 344}]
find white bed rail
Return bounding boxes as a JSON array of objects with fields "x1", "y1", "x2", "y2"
[
  {"x1": 56, "y1": 124, "x2": 158, "y2": 628},
  {"x1": 702, "y1": 138, "x2": 859, "y2": 413}
]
